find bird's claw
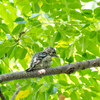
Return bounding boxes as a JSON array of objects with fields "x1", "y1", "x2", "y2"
[{"x1": 38, "y1": 69, "x2": 46, "y2": 74}]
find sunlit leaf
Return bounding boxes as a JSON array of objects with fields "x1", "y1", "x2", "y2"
[
  {"x1": 89, "y1": 31, "x2": 96, "y2": 39},
  {"x1": 0, "y1": 23, "x2": 10, "y2": 33},
  {"x1": 81, "y1": 0, "x2": 93, "y2": 2},
  {"x1": 15, "y1": 17, "x2": 26, "y2": 24},
  {"x1": 70, "y1": 91, "x2": 78, "y2": 100},
  {"x1": 1, "y1": 0, "x2": 100, "y2": 99},
  {"x1": 12, "y1": 24, "x2": 25, "y2": 35},
  {"x1": 80, "y1": 77, "x2": 90, "y2": 85},
  {"x1": 58, "y1": 80, "x2": 68, "y2": 86},
  {"x1": 66, "y1": 0, "x2": 82, "y2": 9},
  {"x1": 15, "y1": 89, "x2": 30, "y2": 100},
  {"x1": 14, "y1": 46, "x2": 27, "y2": 59},
  {"x1": 97, "y1": 32, "x2": 100, "y2": 43},
  {"x1": 70, "y1": 10, "x2": 85, "y2": 20},
  {"x1": 97, "y1": 2, "x2": 100, "y2": 6},
  {"x1": 48, "y1": 86, "x2": 58, "y2": 94},
  {"x1": 34, "y1": 3, "x2": 40, "y2": 12},
  {"x1": 82, "y1": 9, "x2": 93, "y2": 18},
  {"x1": 30, "y1": 13, "x2": 40, "y2": 19},
  {"x1": 94, "y1": 7, "x2": 100, "y2": 20}
]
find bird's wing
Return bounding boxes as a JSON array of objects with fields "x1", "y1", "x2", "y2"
[
  {"x1": 26, "y1": 52, "x2": 47, "y2": 72},
  {"x1": 30, "y1": 52, "x2": 47, "y2": 67}
]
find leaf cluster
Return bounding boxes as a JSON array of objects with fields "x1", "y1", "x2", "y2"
[{"x1": 0, "y1": 0, "x2": 100, "y2": 99}]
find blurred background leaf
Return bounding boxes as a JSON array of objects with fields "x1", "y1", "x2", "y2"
[{"x1": 0, "y1": 0, "x2": 100, "y2": 99}]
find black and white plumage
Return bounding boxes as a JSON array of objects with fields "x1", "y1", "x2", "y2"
[{"x1": 26, "y1": 47, "x2": 58, "y2": 72}]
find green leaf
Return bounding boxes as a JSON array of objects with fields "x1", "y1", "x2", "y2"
[
  {"x1": 87, "y1": 40, "x2": 100, "y2": 56},
  {"x1": 97, "y1": 31, "x2": 100, "y2": 43},
  {"x1": 94, "y1": 7, "x2": 100, "y2": 20},
  {"x1": 0, "y1": 44, "x2": 11, "y2": 58},
  {"x1": 70, "y1": 76, "x2": 79, "y2": 85},
  {"x1": 34, "y1": 3, "x2": 40, "y2": 12},
  {"x1": 0, "y1": 23, "x2": 10, "y2": 33},
  {"x1": 82, "y1": 90, "x2": 92, "y2": 100},
  {"x1": 19, "y1": 59, "x2": 28, "y2": 69},
  {"x1": 48, "y1": 86, "x2": 58, "y2": 94},
  {"x1": 97, "y1": 2, "x2": 100, "y2": 6},
  {"x1": 14, "y1": 46, "x2": 27, "y2": 59},
  {"x1": 81, "y1": 0, "x2": 93, "y2": 2},
  {"x1": 89, "y1": 31, "x2": 96, "y2": 39},
  {"x1": 75, "y1": 55, "x2": 83, "y2": 61},
  {"x1": 58, "y1": 80, "x2": 68, "y2": 86},
  {"x1": 94, "y1": 75, "x2": 100, "y2": 80},
  {"x1": 1, "y1": 0, "x2": 100, "y2": 99},
  {"x1": 22, "y1": 4, "x2": 31, "y2": 15},
  {"x1": 91, "y1": 71, "x2": 98, "y2": 77},
  {"x1": 66, "y1": 56, "x2": 74, "y2": 63},
  {"x1": 12, "y1": 24, "x2": 25, "y2": 35},
  {"x1": 89, "y1": 78, "x2": 98, "y2": 86},
  {"x1": 44, "y1": 76, "x2": 53, "y2": 83},
  {"x1": 81, "y1": 24, "x2": 90, "y2": 30},
  {"x1": 63, "y1": 92, "x2": 70, "y2": 97},
  {"x1": 41, "y1": 3, "x2": 50, "y2": 12},
  {"x1": 15, "y1": 17, "x2": 26, "y2": 24},
  {"x1": 67, "y1": 45, "x2": 74, "y2": 58},
  {"x1": 80, "y1": 77, "x2": 90, "y2": 85},
  {"x1": 66, "y1": 0, "x2": 82, "y2": 9},
  {"x1": 82, "y1": 52, "x2": 95, "y2": 60},
  {"x1": 55, "y1": 32, "x2": 61, "y2": 42},
  {"x1": 0, "y1": 47, "x2": 6, "y2": 58},
  {"x1": 82, "y1": 9, "x2": 93, "y2": 18},
  {"x1": 0, "y1": 3, "x2": 14, "y2": 28},
  {"x1": 32, "y1": 20, "x2": 41, "y2": 27},
  {"x1": 70, "y1": 10, "x2": 85, "y2": 20},
  {"x1": 32, "y1": 43, "x2": 40, "y2": 52},
  {"x1": 90, "y1": 85, "x2": 100, "y2": 92},
  {"x1": 30, "y1": 13, "x2": 40, "y2": 18},
  {"x1": 7, "y1": 45, "x2": 16, "y2": 59},
  {"x1": 80, "y1": 69, "x2": 92, "y2": 76},
  {"x1": 70, "y1": 91, "x2": 78, "y2": 100},
  {"x1": 78, "y1": 37, "x2": 88, "y2": 53}
]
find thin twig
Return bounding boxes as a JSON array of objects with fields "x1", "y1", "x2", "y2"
[
  {"x1": 0, "y1": 88, "x2": 6, "y2": 100},
  {"x1": 10, "y1": 83, "x2": 20, "y2": 100},
  {"x1": 15, "y1": 32, "x2": 25, "y2": 42}
]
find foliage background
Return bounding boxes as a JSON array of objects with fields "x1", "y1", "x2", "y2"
[{"x1": 0, "y1": 0, "x2": 100, "y2": 99}]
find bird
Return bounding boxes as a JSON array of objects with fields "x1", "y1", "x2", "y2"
[{"x1": 26, "y1": 47, "x2": 58, "y2": 72}]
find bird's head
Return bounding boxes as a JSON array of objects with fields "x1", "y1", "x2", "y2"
[{"x1": 43, "y1": 47, "x2": 58, "y2": 57}]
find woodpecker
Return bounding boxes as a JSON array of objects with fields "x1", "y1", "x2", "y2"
[{"x1": 26, "y1": 47, "x2": 58, "y2": 72}]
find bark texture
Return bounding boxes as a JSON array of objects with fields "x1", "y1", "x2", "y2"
[{"x1": 0, "y1": 58, "x2": 100, "y2": 83}]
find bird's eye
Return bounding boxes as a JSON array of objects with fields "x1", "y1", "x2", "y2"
[{"x1": 52, "y1": 51, "x2": 56, "y2": 53}]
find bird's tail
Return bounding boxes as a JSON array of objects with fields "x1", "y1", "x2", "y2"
[
  {"x1": 26, "y1": 63, "x2": 35, "y2": 72},
  {"x1": 25, "y1": 67, "x2": 34, "y2": 72}
]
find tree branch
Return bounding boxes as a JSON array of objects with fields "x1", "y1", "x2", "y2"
[{"x1": 0, "y1": 58, "x2": 100, "y2": 83}]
